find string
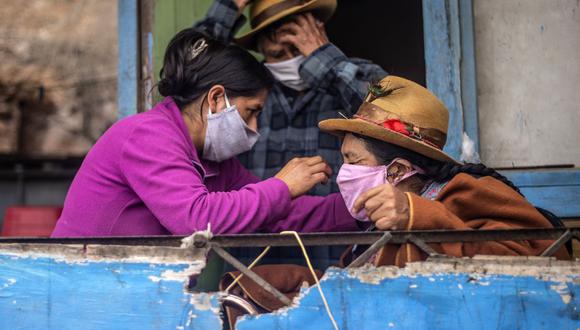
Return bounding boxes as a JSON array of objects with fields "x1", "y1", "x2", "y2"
[
  {"x1": 280, "y1": 231, "x2": 339, "y2": 330},
  {"x1": 222, "y1": 231, "x2": 339, "y2": 329},
  {"x1": 225, "y1": 246, "x2": 271, "y2": 292}
]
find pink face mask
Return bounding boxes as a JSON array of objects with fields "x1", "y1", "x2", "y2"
[{"x1": 336, "y1": 159, "x2": 424, "y2": 221}]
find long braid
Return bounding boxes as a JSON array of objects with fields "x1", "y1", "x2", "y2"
[
  {"x1": 426, "y1": 162, "x2": 523, "y2": 196},
  {"x1": 356, "y1": 134, "x2": 523, "y2": 196}
]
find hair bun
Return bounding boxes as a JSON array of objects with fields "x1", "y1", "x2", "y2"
[{"x1": 157, "y1": 77, "x2": 176, "y2": 97}]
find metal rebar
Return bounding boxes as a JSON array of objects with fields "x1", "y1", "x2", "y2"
[
  {"x1": 211, "y1": 246, "x2": 292, "y2": 306},
  {"x1": 1, "y1": 228, "x2": 577, "y2": 247},
  {"x1": 541, "y1": 230, "x2": 573, "y2": 256},
  {"x1": 408, "y1": 235, "x2": 440, "y2": 256},
  {"x1": 347, "y1": 232, "x2": 393, "y2": 268}
]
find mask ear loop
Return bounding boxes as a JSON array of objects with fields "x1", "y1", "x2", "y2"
[
  {"x1": 385, "y1": 158, "x2": 402, "y2": 184},
  {"x1": 224, "y1": 92, "x2": 231, "y2": 108},
  {"x1": 207, "y1": 91, "x2": 231, "y2": 116}
]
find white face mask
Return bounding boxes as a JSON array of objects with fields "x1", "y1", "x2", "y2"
[
  {"x1": 202, "y1": 93, "x2": 260, "y2": 162},
  {"x1": 264, "y1": 55, "x2": 308, "y2": 91}
]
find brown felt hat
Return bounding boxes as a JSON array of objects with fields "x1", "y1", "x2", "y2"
[
  {"x1": 319, "y1": 76, "x2": 459, "y2": 164},
  {"x1": 235, "y1": 0, "x2": 337, "y2": 50}
]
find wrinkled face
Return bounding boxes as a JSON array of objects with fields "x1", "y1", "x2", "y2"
[
  {"x1": 257, "y1": 24, "x2": 301, "y2": 63},
  {"x1": 340, "y1": 133, "x2": 381, "y2": 166},
  {"x1": 340, "y1": 133, "x2": 416, "y2": 187}
]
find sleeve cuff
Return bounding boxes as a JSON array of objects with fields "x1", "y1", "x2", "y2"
[
  {"x1": 299, "y1": 43, "x2": 348, "y2": 89},
  {"x1": 405, "y1": 192, "x2": 415, "y2": 230},
  {"x1": 405, "y1": 192, "x2": 468, "y2": 230}
]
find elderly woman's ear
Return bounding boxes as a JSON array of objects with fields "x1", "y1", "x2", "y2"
[{"x1": 385, "y1": 159, "x2": 413, "y2": 184}]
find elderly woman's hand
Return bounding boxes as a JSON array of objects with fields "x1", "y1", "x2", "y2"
[{"x1": 353, "y1": 184, "x2": 410, "y2": 230}]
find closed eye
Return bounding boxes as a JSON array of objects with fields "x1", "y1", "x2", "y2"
[
  {"x1": 267, "y1": 50, "x2": 285, "y2": 59},
  {"x1": 248, "y1": 108, "x2": 263, "y2": 117}
]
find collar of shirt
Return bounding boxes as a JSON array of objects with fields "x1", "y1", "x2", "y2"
[{"x1": 161, "y1": 97, "x2": 220, "y2": 179}]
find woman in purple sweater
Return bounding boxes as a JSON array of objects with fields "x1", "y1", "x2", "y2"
[{"x1": 51, "y1": 29, "x2": 357, "y2": 237}]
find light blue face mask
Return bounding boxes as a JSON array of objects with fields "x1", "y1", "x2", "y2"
[{"x1": 202, "y1": 93, "x2": 261, "y2": 162}]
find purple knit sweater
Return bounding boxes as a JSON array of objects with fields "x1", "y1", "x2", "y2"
[{"x1": 51, "y1": 97, "x2": 357, "y2": 237}]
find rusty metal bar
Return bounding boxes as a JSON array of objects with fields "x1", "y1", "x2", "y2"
[
  {"x1": 408, "y1": 235, "x2": 440, "y2": 256},
  {"x1": 1, "y1": 228, "x2": 577, "y2": 247},
  {"x1": 211, "y1": 246, "x2": 292, "y2": 306},
  {"x1": 347, "y1": 232, "x2": 392, "y2": 268},
  {"x1": 540, "y1": 230, "x2": 572, "y2": 257}
]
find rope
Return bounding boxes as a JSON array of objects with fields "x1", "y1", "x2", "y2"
[
  {"x1": 280, "y1": 231, "x2": 339, "y2": 330},
  {"x1": 225, "y1": 246, "x2": 271, "y2": 292},
  {"x1": 222, "y1": 231, "x2": 339, "y2": 330}
]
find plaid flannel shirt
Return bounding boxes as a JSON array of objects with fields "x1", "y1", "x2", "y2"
[{"x1": 195, "y1": 0, "x2": 388, "y2": 196}]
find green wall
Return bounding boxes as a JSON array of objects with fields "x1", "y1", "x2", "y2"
[
  {"x1": 152, "y1": 0, "x2": 255, "y2": 86},
  {"x1": 152, "y1": 0, "x2": 213, "y2": 85}
]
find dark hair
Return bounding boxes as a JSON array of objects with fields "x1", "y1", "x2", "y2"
[
  {"x1": 355, "y1": 134, "x2": 523, "y2": 196},
  {"x1": 158, "y1": 28, "x2": 273, "y2": 109}
]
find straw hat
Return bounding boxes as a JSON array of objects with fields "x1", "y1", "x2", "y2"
[
  {"x1": 319, "y1": 76, "x2": 458, "y2": 164},
  {"x1": 235, "y1": 0, "x2": 337, "y2": 50}
]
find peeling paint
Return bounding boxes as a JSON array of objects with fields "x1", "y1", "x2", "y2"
[
  {"x1": 551, "y1": 283, "x2": 573, "y2": 304},
  {"x1": 346, "y1": 255, "x2": 580, "y2": 285},
  {"x1": 0, "y1": 243, "x2": 209, "y2": 265},
  {"x1": 3, "y1": 241, "x2": 579, "y2": 329},
  {"x1": 237, "y1": 257, "x2": 580, "y2": 329},
  {"x1": 0, "y1": 243, "x2": 222, "y2": 329}
]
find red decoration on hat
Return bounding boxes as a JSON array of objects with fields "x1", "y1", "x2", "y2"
[{"x1": 382, "y1": 119, "x2": 411, "y2": 136}]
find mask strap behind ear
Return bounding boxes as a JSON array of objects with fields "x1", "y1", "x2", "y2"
[
  {"x1": 207, "y1": 90, "x2": 230, "y2": 115},
  {"x1": 224, "y1": 92, "x2": 231, "y2": 108}
]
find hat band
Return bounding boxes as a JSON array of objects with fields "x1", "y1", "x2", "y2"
[
  {"x1": 356, "y1": 102, "x2": 447, "y2": 150},
  {"x1": 251, "y1": 0, "x2": 310, "y2": 28}
]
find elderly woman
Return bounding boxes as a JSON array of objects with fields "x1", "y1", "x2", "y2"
[
  {"x1": 220, "y1": 76, "x2": 569, "y2": 325},
  {"x1": 51, "y1": 29, "x2": 359, "y2": 237},
  {"x1": 320, "y1": 75, "x2": 569, "y2": 266}
]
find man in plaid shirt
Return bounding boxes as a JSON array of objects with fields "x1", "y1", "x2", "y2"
[{"x1": 195, "y1": 0, "x2": 387, "y2": 196}]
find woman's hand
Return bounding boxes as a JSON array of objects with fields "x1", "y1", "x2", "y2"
[
  {"x1": 353, "y1": 184, "x2": 411, "y2": 230},
  {"x1": 277, "y1": 13, "x2": 329, "y2": 57},
  {"x1": 275, "y1": 156, "x2": 332, "y2": 198}
]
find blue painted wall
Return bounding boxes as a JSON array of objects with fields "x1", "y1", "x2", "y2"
[
  {"x1": 422, "y1": 0, "x2": 464, "y2": 160},
  {"x1": 2, "y1": 251, "x2": 578, "y2": 329},
  {"x1": 0, "y1": 254, "x2": 222, "y2": 329},
  {"x1": 238, "y1": 268, "x2": 579, "y2": 330}
]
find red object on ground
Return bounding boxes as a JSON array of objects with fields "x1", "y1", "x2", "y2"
[{"x1": 1, "y1": 206, "x2": 63, "y2": 237}]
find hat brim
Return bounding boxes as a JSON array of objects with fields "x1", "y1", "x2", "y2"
[
  {"x1": 235, "y1": 0, "x2": 337, "y2": 51},
  {"x1": 319, "y1": 118, "x2": 460, "y2": 164}
]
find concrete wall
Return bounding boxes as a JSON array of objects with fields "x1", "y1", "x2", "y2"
[
  {"x1": 0, "y1": 0, "x2": 117, "y2": 156},
  {"x1": 474, "y1": 0, "x2": 580, "y2": 168}
]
